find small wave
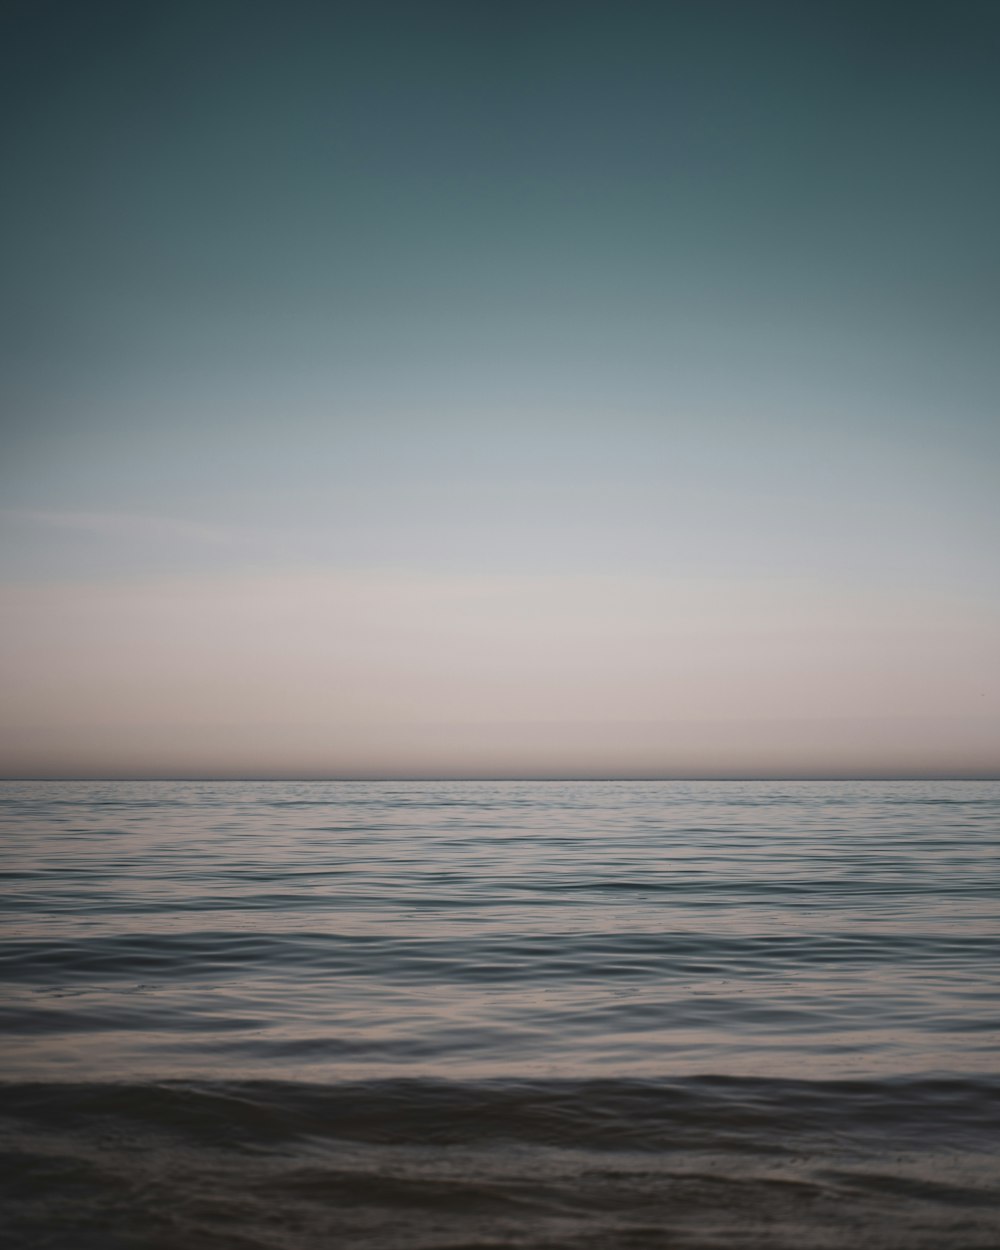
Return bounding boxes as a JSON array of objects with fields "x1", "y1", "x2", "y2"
[
  {"x1": 3, "y1": 1078, "x2": 999, "y2": 1250},
  {"x1": 3, "y1": 930, "x2": 996, "y2": 984},
  {"x1": 4, "y1": 1076, "x2": 999, "y2": 1151}
]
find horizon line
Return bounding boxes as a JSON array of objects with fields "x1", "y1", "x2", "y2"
[{"x1": 2, "y1": 775, "x2": 998, "y2": 784}]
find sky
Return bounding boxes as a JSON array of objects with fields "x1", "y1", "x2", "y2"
[{"x1": 1, "y1": 0, "x2": 998, "y2": 779}]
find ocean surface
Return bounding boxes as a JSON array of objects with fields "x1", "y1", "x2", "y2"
[{"x1": 1, "y1": 779, "x2": 998, "y2": 1248}]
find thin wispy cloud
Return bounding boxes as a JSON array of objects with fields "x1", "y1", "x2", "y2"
[{"x1": 5, "y1": 509, "x2": 239, "y2": 546}]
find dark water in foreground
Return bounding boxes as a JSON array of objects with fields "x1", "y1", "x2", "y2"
[{"x1": 1, "y1": 780, "x2": 998, "y2": 1247}]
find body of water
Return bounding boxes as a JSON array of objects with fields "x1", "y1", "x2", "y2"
[{"x1": 1, "y1": 779, "x2": 998, "y2": 1247}]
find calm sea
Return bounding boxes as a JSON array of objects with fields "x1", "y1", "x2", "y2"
[{"x1": 1, "y1": 780, "x2": 998, "y2": 1247}]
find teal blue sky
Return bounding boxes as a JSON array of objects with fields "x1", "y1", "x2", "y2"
[{"x1": 1, "y1": 1, "x2": 998, "y2": 777}]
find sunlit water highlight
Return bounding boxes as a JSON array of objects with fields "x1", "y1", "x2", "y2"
[{"x1": 1, "y1": 780, "x2": 998, "y2": 1247}]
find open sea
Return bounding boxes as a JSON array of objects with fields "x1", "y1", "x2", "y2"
[{"x1": 1, "y1": 779, "x2": 998, "y2": 1248}]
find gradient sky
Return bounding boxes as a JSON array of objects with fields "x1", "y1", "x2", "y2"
[{"x1": 1, "y1": 0, "x2": 998, "y2": 778}]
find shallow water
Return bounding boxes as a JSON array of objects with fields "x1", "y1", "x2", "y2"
[{"x1": 1, "y1": 780, "x2": 998, "y2": 1247}]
